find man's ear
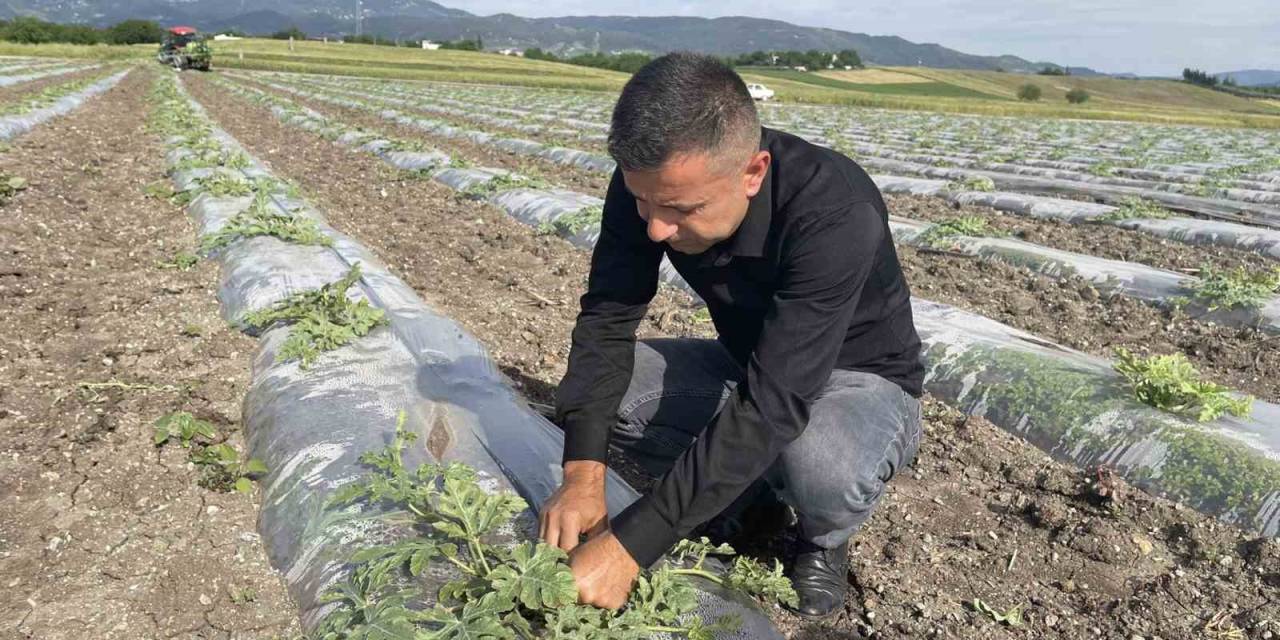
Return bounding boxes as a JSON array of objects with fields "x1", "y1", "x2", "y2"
[{"x1": 744, "y1": 150, "x2": 770, "y2": 198}]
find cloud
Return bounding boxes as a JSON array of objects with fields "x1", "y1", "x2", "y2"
[{"x1": 453, "y1": 0, "x2": 1277, "y2": 75}]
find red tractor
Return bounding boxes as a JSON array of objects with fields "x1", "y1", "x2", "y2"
[{"x1": 157, "y1": 26, "x2": 212, "y2": 71}]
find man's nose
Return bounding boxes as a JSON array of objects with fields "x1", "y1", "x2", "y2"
[{"x1": 646, "y1": 213, "x2": 679, "y2": 243}]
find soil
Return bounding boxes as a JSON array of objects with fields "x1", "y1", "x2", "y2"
[
  {"x1": 0, "y1": 67, "x2": 299, "y2": 639},
  {"x1": 185, "y1": 75, "x2": 1280, "y2": 640}
]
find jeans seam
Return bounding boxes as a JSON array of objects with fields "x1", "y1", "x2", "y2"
[{"x1": 617, "y1": 388, "x2": 729, "y2": 425}]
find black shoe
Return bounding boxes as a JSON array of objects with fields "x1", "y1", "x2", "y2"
[{"x1": 787, "y1": 539, "x2": 849, "y2": 618}]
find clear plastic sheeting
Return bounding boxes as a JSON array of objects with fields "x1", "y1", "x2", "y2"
[
  {"x1": 171, "y1": 80, "x2": 783, "y2": 638},
  {"x1": 859, "y1": 155, "x2": 1280, "y2": 227},
  {"x1": 1112, "y1": 217, "x2": 1280, "y2": 261},
  {"x1": 243, "y1": 76, "x2": 619, "y2": 176},
  {"x1": 0, "y1": 69, "x2": 125, "y2": 140},
  {"x1": 912, "y1": 299, "x2": 1280, "y2": 537},
  {"x1": 890, "y1": 217, "x2": 1280, "y2": 335},
  {"x1": 0, "y1": 63, "x2": 87, "y2": 88},
  {"x1": 874, "y1": 174, "x2": 1280, "y2": 261}
]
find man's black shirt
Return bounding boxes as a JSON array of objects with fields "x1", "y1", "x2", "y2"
[{"x1": 556, "y1": 126, "x2": 924, "y2": 567}]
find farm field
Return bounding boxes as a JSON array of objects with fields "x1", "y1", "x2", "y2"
[
  {"x1": 9, "y1": 39, "x2": 1280, "y2": 126},
  {"x1": 0, "y1": 57, "x2": 1278, "y2": 640}
]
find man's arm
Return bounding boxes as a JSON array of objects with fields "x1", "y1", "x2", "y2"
[
  {"x1": 612, "y1": 202, "x2": 884, "y2": 567},
  {"x1": 541, "y1": 169, "x2": 661, "y2": 552},
  {"x1": 556, "y1": 169, "x2": 662, "y2": 463}
]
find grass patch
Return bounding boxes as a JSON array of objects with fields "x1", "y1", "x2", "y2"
[
  {"x1": 1113, "y1": 348, "x2": 1253, "y2": 422},
  {"x1": 243, "y1": 264, "x2": 386, "y2": 369}
]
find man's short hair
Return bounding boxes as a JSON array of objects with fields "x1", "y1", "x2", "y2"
[{"x1": 608, "y1": 52, "x2": 761, "y2": 173}]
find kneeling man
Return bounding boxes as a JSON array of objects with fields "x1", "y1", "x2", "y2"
[{"x1": 540, "y1": 52, "x2": 925, "y2": 618}]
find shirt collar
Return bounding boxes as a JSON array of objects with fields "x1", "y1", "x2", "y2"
[{"x1": 723, "y1": 128, "x2": 773, "y2": 259}]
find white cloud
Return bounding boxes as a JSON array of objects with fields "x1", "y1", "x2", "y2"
[{"x1": 448, "y1": 0, "x2": 1278, "y2": 75}]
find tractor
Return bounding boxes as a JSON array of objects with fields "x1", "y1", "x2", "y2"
[{"x1": 157, "y1": 26, "x2": 212, "y2": 71}]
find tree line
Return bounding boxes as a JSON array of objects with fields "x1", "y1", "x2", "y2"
[
  {"x1": 0, "y1": 16, "x2": 165, "y2": 45},
  {"x1": 522, "y1": 48, "x2": 863, "y2": 74}
]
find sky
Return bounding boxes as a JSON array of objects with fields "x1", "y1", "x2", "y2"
[{"x1": 448, "y1": 0, "x2": 1279, "y2": 76}]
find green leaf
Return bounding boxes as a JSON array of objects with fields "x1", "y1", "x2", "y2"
[
  {"x1": 487, "y1": 542, "x2": 577, "y2": 611},
  {"x1": 724, "y1": 556, "x2": 798, "y2": 609},
  {"x1": 244, "y1": 458, "x2": 269, "y2": 475},
  {"x1": 8, "y1": 176, "x2": 28, "y2": 190},
  {"x1": 234, "y1": 477, "x2": 253, "y2": 494},
  {"x1": 416, "y1": 592, "x2": 515, "y2": 639}
]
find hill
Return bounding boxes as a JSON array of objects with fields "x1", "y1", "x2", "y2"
[
  {"x1": 3, "y1": 0, "x2": 1076, "y2": 72},
  {"x1": 1216, "y1": 69, "x2": 1280, "y2": 87}
]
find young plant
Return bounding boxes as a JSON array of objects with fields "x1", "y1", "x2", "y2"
[
  {"x1": 312, "y1": 413, "x2": 795, "y2": 639},
  {"x1": 536, "y1": 205, "x2": 600, "y2": 237},
  {"x1": 459, "y1": 173, "x2": 549, "y2": 200},
  {"x1": 1094, "y1": 197, "x2": 1173, "y2": 222},
  {"x1": 154, "y1": 412, "x2": 267, "y2": 494},
  {"x1": 0, "y1": 173, "x2": 28, "y2": 204},
  {"x1": 1113, "y1": 348, "x2": 1253, "y2": 422},
  {"x1": 943, "y1": 176, "x2": 996, "y2": 193},
  {"x1": 198, "y1": 192, "x2": 333, "y2": 253},
  {"x1": 242, "y1": 264, "x2": 387, "y2": 369},
  {"x1": 157, "y1": 251, "x2": 199, "y2": 271},
  {"x1": 192, "y1": 443, "x2": 269, "y2": 494},
  {"x1": 153, "y1": 411, "x2": 216, "y2": 448},
  {"x1": 917, "y1": 215, "x2": 1005, "y2": 249},
  {"x1": 1185, "y1": 265, "x2": 1280, "y2": 310}
]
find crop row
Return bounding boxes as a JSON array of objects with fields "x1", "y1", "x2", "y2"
[{"x1": 205, "y1": 71, "x2": 1280, "y2": 539}]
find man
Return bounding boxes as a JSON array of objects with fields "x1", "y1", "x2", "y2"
[{"x1": 539, "y1": 52, "x2": 925, "y2": 618}]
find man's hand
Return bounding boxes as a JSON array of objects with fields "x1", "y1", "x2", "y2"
[
  {"x1": 569, "y1": 530, "x2": 640, "y2": 610},
  {"x1": 540, "y1": 460, "x2": 608, "y2": 552}
]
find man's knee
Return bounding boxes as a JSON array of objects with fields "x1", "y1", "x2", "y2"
[{"x1": 771, "y1": 375, "x2": 922, "y2": 531}]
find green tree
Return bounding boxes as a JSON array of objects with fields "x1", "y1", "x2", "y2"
[
  {"x1": 522, "y1": 47, "x2": 558, "y2": 61},
  {"x1": 270, "y1": 26, "x2": 307, "y2": 40},
  {"x1": 1, "y1": 16, "x2": 55, "y2": 43},
  {"x1": 105, "y1": 19, "x2": 163, "y2": 44},
  {"x1": 1065, "y1": 87, "x2": 1090, "y2": 104},
  {"x1": 1017, "y1": 83, "x2": 1042, "y2": 101},
  {"x1": 1182, "y1": 68, "x2": 1218, "y2": 87}
]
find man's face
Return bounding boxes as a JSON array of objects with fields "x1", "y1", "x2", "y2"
[{"x1": 622, "y1": 149, "x2": 770, "y2": 255}]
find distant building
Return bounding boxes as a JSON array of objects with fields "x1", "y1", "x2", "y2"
[
  {"x1": 422, "y1": 40, "x2": 442, "y2": 50},
  {"x1": 212, "y1": 34, "x2": 242, "y2": 41},
  {"x1": 498, "y1": 48, "x2": 524, "y2": 57}
]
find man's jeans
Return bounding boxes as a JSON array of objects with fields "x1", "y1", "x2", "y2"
[{"x1": 610, "y1": 338, "x2": 923, "y2": 550}]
